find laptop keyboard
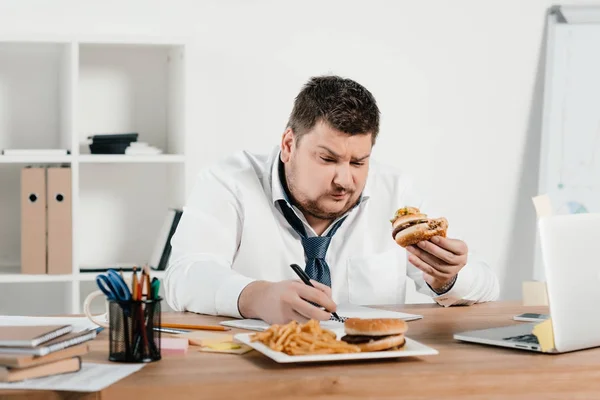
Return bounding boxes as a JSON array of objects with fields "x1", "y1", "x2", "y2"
[{"x1": 503, "y1": 334, "x2": 540, "y2": 344}]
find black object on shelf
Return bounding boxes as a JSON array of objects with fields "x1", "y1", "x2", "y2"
[
  {"x1": 88, "y1": 133, "x2": 139, "y2": 154},
  {"x1": 149, "y1": 209, "x2": 183, "y2": 271},
  {"x1": 80, "y1": 266, "x2": 138, "y2": 273}
]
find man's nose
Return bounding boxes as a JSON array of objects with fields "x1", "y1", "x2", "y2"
[{"x1": 333, "y1": 163, "x2": 352, "y2": 188}]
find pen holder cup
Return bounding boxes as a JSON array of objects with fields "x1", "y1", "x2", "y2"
[{"x1": 108, "y1": 296, "x2": 162, "y2": 363}]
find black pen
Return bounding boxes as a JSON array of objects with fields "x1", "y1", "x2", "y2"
[{"x1": 289, "y1": 263, "x2": 342, "y2": 321}]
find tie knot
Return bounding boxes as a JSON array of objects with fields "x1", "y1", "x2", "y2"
[{"x1": 302, "y1": 236, "x2": 331, "y2": 260}]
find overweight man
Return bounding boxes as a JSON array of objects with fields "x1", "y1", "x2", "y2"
[{"x1": 165, "y1": 76, "x2": 499, "y2": 324}]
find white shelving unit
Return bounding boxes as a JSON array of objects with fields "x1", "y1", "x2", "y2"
[{"x1": 0, "y1": 35, "x2": 188, "y2": 316}]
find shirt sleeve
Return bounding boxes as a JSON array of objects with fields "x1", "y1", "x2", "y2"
[
  {"x1": 164, "y1": 168, "x2": 255, "y2": 318},
  {"x1": 407, "y1": 252, "x2": 500, "y2": 306},
  {"x1": 399, "y1": 177, "x2": 500, "y2": 306}
]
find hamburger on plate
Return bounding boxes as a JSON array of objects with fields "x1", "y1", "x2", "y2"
[{"x1": 340, "y1": 318, "x2": 407, "y2": 352}]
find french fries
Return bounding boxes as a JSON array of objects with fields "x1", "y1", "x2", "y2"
[{"x1": 250, "y1": 319, "x2": 360, "y2": 355}]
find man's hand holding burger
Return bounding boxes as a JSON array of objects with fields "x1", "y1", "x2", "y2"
[
  {"x1": 390, "y1": 206, "x2": 468, "y2": 293},
  {"x1": 406, "y1": 236, "x2": 468, "y2": 293}
]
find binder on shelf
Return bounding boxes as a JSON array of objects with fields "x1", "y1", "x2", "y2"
[
  {"x1": 2, "y1": 149, "x2": 70, "y2": 156},
  {"x1": 46, "y1": 166, "x2": 72, "y2": 275},
  {"x1": 20, "y1": 167, "x2": 47, "y2": 275},
  {"x1": 149, "y1": 208, "x2": 183, "y2": 270}
]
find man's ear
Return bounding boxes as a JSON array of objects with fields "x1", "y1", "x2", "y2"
[{"x1": 280, "y1": 128, "x2": 295, "y2": 162}]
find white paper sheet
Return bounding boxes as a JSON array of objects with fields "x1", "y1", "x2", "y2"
[
  {"x1": 220, "y1": 304, "x2": 423, "y2": 331},
  {"x1": 0, "y1": 316, "x2": 100, "y2": 333},
  {"x1": 0, "y1": 362, "x2": 144, "y2": 392}
]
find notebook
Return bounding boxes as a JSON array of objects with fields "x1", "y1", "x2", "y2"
[
  {"x1": 0, "y1": 315, "x2": 102, "y2": 334},
  {"x1": 220, "y1": 304, "x2": 423, "y2": 331},
  {"x1": 0, "y1": 343, "x2": 89, "y2": 369},
  {"x1": 0, "y1": 325, "x2": 72, "y2": 347},
  {"x1": 0, "y1": 357, "x2": 81, "y2": 383},
  {"x1": 0, "y1": 330, "x2": 96, "y2": 357}
]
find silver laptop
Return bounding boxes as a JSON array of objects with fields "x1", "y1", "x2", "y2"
[{"x1": 454, "y1": 213, "x2": 600, "y2": 353}]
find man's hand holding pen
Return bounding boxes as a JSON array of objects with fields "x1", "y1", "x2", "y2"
[{"x1": 238, "y1": 279, "x2": 337, "y2": 325}]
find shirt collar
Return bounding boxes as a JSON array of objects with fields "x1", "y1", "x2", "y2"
[{"x1": 270, "y1": 148, "x2": 289, "y2": 205}]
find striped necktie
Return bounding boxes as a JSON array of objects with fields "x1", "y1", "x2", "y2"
[{"x1": 278, "y1": 200, "x2": 346, "y2": 287}]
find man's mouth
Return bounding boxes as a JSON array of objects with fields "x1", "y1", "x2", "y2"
[{"x1": 330, "y1": 192, "x2": 349, "y2": 199}]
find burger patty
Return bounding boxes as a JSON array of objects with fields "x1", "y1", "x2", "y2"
[
  {"x1": 391, "y1": 219, "x2": 428, "y2": 238},
  {"x1": 428, "y1": 219, "x2": 443, "y2": 229},
  {"x1": 340, "y1": 334, "x2": 397, "y2": 344}
]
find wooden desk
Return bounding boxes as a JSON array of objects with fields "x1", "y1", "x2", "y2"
[{"x1": 3, "y1": 301, "x2": 600, "y2": 399}]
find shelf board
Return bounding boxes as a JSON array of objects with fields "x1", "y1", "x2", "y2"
[
  {"x1": 0, "y1": 34, "x2": 187, "y2": 45},
  {"x1": 0, "y1": 155, "x2": 185, "y2": 164},
  {"x1": 78, "y1": 155, "x2": 185, "y2": 164},
  {"x1": 0, "y1": 267, "x2": 75, "y2": 283},
  {"x1": 78, "y1": 35, "x2": 187, "y2": 46},
  {"x1": 0, "y1": 155, "x2": 72, "y2": 164},
  {"x1": 78, "y1": 270, "x2": 166, "y2": 281},
  {"x1": 0, "y1": 267, "x2": 166, "y2": 283},
  {"x1": 0, "y1": 35, "x2": 74, "y2": 44}
]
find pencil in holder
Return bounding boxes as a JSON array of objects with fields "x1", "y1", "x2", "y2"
[{"x1": 108, "y1": 296, "x2": 162, "y2": 363}]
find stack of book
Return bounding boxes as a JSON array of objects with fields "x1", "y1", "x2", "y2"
[
  {"x1": 88, "y1": 133, "x2": 138, "y2": 154},
  {"x1": 0, "y1": 325, "x2": 96, "y2": 382}
]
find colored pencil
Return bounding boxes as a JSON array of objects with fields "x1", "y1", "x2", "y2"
[{"x1": 160, "y1": 323, "x2": 230, "y2": 331}]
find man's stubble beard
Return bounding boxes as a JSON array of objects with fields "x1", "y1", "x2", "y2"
[{"x1": 285, "y1": 158, "x2": 357, "y2": 222}]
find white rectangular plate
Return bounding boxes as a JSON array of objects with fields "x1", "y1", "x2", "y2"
[{"x1": 234, "y1": 329, "x2": 438, "y2": 363}]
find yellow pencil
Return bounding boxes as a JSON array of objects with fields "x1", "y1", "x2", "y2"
[{"x1": 160, "y1": 323, "x2": 230, "y2": 331}]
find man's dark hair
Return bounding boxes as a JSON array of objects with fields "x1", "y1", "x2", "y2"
[{"x1": 286, "y1": 75, "x2": 380, "y2": 144}]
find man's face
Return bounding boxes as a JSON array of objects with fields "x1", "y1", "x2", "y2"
[{"x1": 281, "y1": 120, "x2": 372, "y2": 221}]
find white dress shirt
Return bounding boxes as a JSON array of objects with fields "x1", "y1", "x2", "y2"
[{"x1": 165, "y1": 146, "x2": 499, "y2": 318}]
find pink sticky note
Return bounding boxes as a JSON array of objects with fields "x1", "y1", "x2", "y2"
[{"x1": 160, "y1": 338, "x2": 189, "y2": 355}]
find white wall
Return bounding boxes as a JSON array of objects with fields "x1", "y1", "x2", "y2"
[{"x1": 1, "y1": 0, "x2": 596, "y2": 302}]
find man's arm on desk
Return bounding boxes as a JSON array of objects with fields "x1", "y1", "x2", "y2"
[
  {"x1": 407, "y1": 251, "x2": 499, "y2": 306},
  {"x1": 164, "y1": 169, "x2": 254, "y2": 318}
]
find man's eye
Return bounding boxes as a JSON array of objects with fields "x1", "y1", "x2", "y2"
[
  {"x1": 321, "y1": 157, "x2": 335, "y2": 163},
  {"x1": 351, "y1": 162, "x2": 364, "y2": 167}
]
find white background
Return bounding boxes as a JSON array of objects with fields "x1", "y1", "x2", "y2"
[{"x1": 0, "y1": 0, "x2": 594, "y2": 302}]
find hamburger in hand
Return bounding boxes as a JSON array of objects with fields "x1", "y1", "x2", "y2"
[
  {"x1": 390, "y1": 206, "x2": 448, "y2": 248},
  {"x1": 340, "y1": 318, "x2": 407, "y2": 352}
]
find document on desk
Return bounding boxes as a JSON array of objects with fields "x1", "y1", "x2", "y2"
[
  {"x1": 0, "y1": 362, "x2": 144, "y2": 392},
  {"x1": 220, "y1": 304, "x2": 423, "y2": 331},
  {"x1": 0, "y1": 316, "x2": 100, "y2": 333}
]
